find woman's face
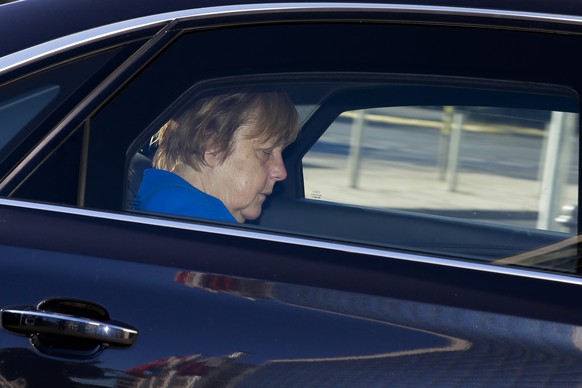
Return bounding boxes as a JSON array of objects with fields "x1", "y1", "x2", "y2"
[{"x1": 204, "y1": 123, "x2": 288, "y2": 223}]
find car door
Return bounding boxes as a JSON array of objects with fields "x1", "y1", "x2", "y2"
[{"x1": 2, "y1": 3, "x2": 582, "y2": 387}]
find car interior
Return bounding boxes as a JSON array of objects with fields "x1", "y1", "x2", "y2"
[{"x1": 124, "y1": 76, "x2": 580, "y2": 273}]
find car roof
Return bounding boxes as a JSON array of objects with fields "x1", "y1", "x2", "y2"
[{"x1": 1, "y1": 0, "x2": 582, "y2": 57}]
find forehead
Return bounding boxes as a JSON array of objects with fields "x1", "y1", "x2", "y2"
[{"x1": 237, "y1": 119, "x2": 280, "y2": 146}]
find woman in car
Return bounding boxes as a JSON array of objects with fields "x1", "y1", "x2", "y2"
[{"x1": 132, "y1": 87, "x2": 300, "y2": 223}]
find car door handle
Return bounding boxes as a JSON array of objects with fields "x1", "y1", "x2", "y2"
[
  {"x1": 1, "y1": 298, "x2": 138, "y2": 358},
  {"x1": 1, "y1": 308, "x2": 138, "y2": 347}
]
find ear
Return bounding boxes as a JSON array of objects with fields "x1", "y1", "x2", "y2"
[{"x1": 203, "y1": 150, "x2": 220, "y2": 167}]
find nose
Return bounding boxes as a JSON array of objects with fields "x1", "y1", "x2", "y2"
[{"x1": 270, "y1": 153, "x2": 287, "y2": 182}]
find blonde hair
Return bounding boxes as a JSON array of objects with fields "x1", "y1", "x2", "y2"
[{"x1": 153, "y1": 87, "x2": 300, "y2": 171}]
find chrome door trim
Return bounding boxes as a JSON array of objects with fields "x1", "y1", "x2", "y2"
[
  {"x1": 2, "y1": 2, "x2": 582, "y2": 75},
  {"x1": 1, "y1": 197, "x2": 580, "y2": 287}
]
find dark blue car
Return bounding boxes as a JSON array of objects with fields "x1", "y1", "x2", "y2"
[{"x1": 1, "y1": 0, "x2": 582, "y2": 386}]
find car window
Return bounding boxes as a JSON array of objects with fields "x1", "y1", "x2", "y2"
[
  {"x1": 2, "y1": 43, "x2": 145, "y2": 204},
  {"x1": 78, "y1": 22, "x2": 581, "y2": 276},
  {"x1": 304, "y1": 105, "x2": 578, "y2": 235},
  {"x1": 122, "y1": 78, "x2": 579, "y2": 272},
  {"x1": 0, "y1": 85, "x2": 60, "y2": 150},
  {"x1": 0, "y1": 48, "x2": 121, "y2": 165}
]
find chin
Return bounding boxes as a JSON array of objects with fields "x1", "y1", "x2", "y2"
[{"x1": 242, "y1": 209, "x2": 262, "y2": 221}]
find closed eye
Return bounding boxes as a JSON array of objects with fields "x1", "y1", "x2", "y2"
[{"x1": 258, "y1": 149, "x2": 274, "y2": 162}]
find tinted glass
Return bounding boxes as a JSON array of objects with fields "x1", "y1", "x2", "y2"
[
  {"x1": 0, "y1": 48, "x2": 120, "y2": 162},
  {"x1": 82, "y1": 22, "x2": 581, "y2": 276},
  {"x1": 0, "y1": 47, "x2": 132, "y2": 205},
  {"x1": 0, "y1": 85, "x2": 60, "y2": 149}
]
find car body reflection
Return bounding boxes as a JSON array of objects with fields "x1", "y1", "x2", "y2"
[{"x1": 115, "y1": 271, "x2": 582, "y2": 387}]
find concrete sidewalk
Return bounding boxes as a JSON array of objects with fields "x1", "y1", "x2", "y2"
[
  {"x1": 302, "y1": 108, "x2": 577, "y2": 232},
  {"x1": 304, "y1": 155, "x2": 576, "y2": 228}
]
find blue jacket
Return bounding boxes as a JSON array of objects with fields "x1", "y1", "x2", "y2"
[{"x1": 131, "y1": 169, "x2": 237, "y2": 223}]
